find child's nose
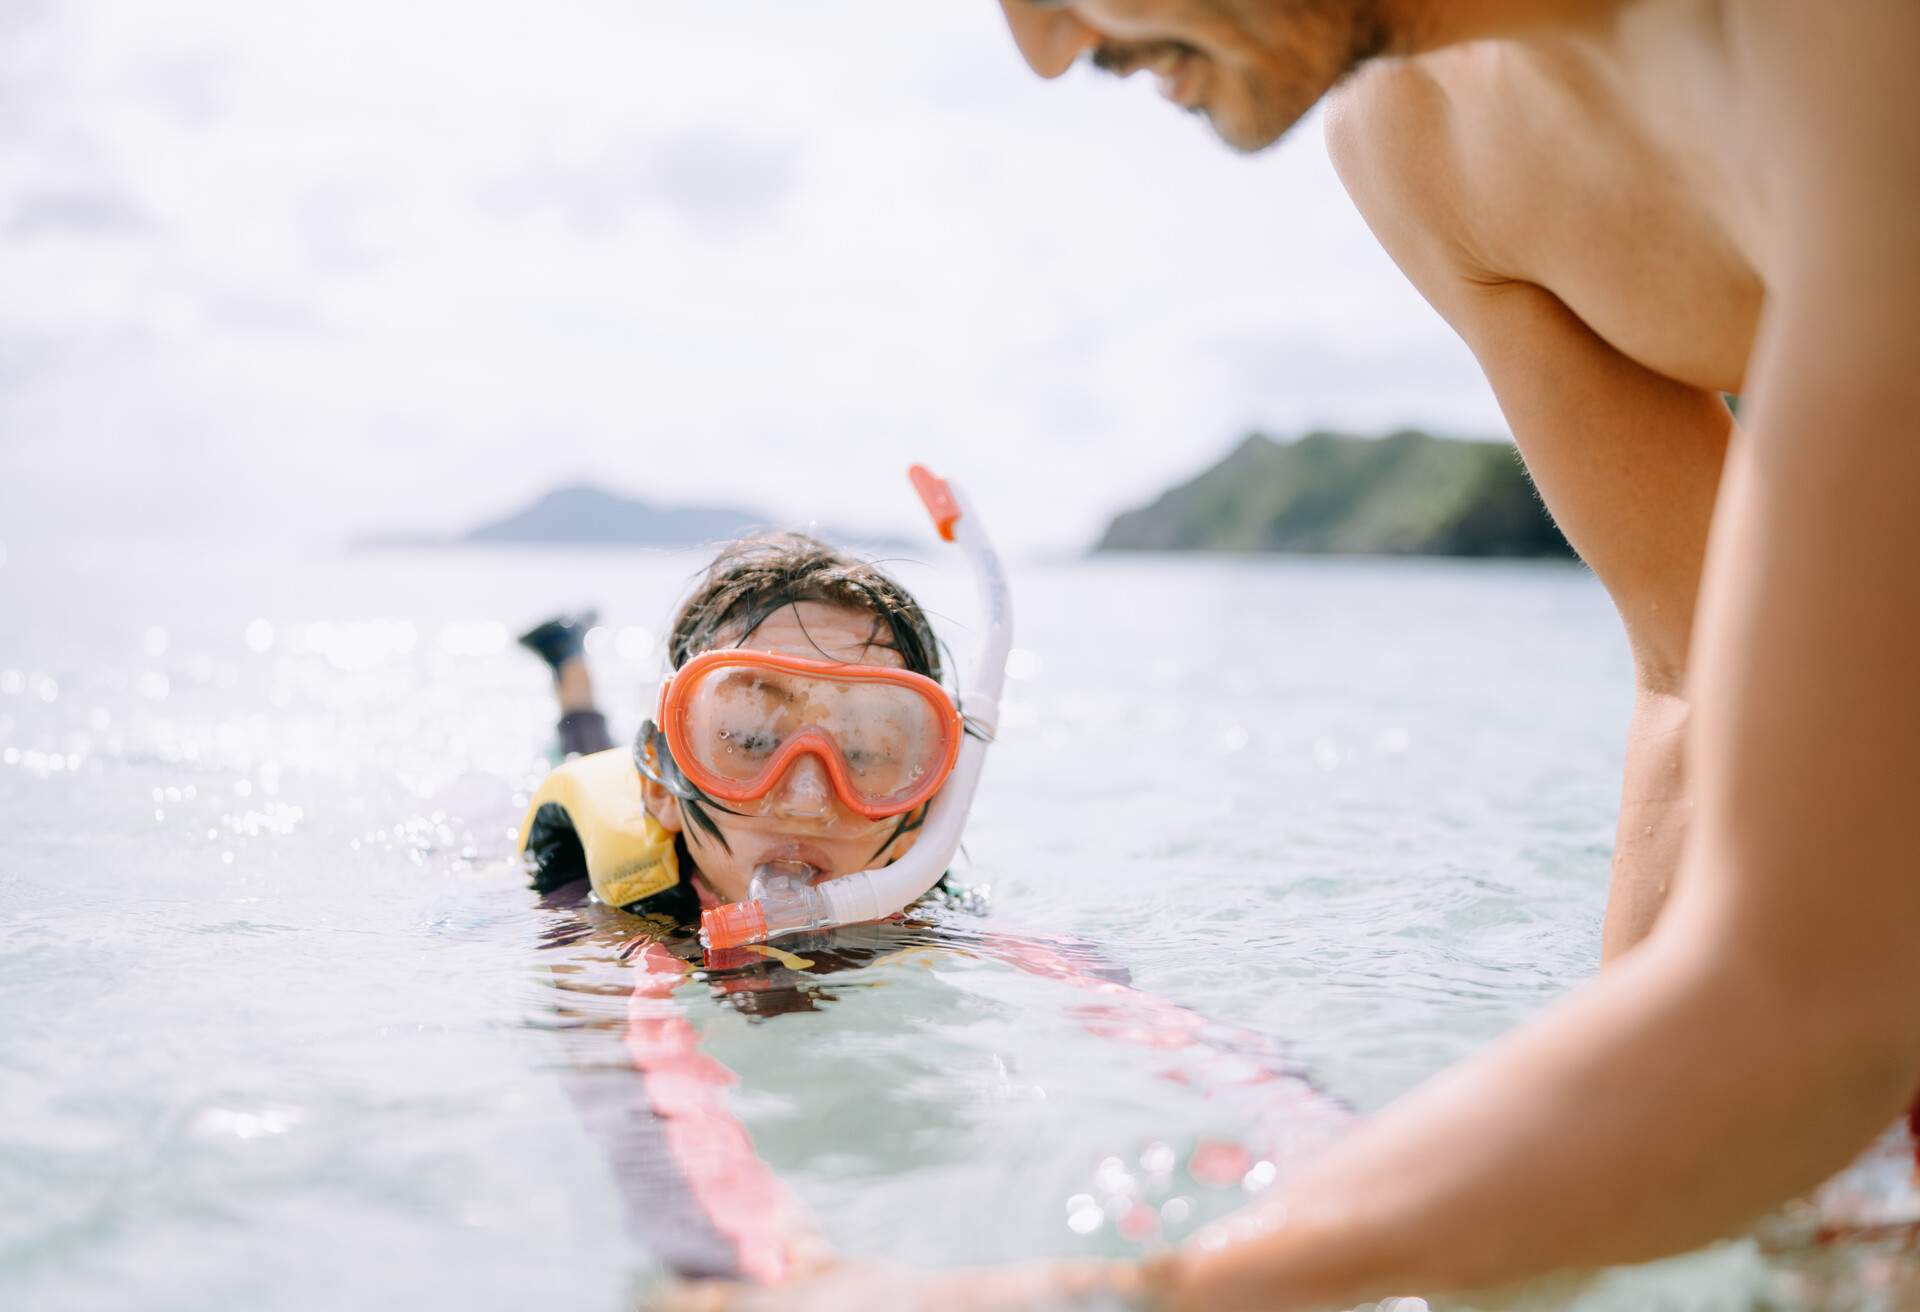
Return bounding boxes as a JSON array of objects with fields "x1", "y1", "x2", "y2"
[{"x1": 770, "y1": 753, "x2": 834, "y2": 819}]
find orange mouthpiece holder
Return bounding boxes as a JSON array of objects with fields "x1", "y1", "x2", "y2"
[{"x1": 701, "y1": 901, "x2": 766, "y2": 950}]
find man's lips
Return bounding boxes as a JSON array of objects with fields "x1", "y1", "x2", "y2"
[
  {"x1": 1152, "y1": 49, "x2": 1203, "y2": 108},
  {"x1": 1094, "y1": 43, "x2": 1204, "y2": 108}
]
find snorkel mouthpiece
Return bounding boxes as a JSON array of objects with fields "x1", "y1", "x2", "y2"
[
  {"x1": 702, "y1": 862, "x2": 826, "y2": 949},
  {"x1": 698, "y1": 464, "x2": 1012, "y2": 950}
]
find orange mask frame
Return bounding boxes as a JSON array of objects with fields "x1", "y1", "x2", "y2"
[{"x1": 656, "y1": 649, "x2": 964, "y2": 821}]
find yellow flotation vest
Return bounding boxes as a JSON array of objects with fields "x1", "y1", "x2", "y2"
[{"x1": 517, "y1": 748, "x2": 687, "y2": 913}]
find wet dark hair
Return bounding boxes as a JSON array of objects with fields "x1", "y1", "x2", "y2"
[
  {"x1": 665, "y1": 531, "x2": 942, "y2": 681},
  {"x1": 634, "y1": 531, "x2": 945, "y2": 857}
]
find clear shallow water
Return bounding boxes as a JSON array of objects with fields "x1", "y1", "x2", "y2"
[{"x1": 0, "y1": 541, "x2": 1907, "y2": 1309}]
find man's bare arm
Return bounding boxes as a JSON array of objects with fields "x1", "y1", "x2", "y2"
[
  {"x1": 1425, "y1": 284, "x2": 1729, "y2": 960},
  {"x1": 1153, "y1": 10, "x2": 1920, "y2": 1306},
  {"x1": 1326, "y1": 67, "x2": 1730, "y2": 958}
]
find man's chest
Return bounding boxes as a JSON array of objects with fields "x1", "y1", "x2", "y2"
[
  {"x1": 1515, "y1": 166, "x2": 1765, "y2": 395},
  {"x1": 1453, "y1": 32, "x2": 1769, "y2": 395}
]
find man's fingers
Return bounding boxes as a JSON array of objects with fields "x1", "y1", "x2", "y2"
[
  {"x1": 784, "y1": 1233, "x2": 840, "y2": 1279},
  {"x1": 642, "y1": 1278, "x2": 759, "y2": 1312},
  {"x1": 643, "y1": 1258, "x2": 1141, "y2": 1312},
  {"x1": 644, "y1": 1265, "x2": 902, "y2": 1312}
]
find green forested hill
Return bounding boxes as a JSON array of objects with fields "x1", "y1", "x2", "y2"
[{"x1": 1096, "y1": 430, "x2": 1575, "y2": 558}]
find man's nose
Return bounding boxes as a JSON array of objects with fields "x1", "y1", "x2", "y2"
[
  {"x1": 998, "y1": 1, "x2": 1102, "y2": 79},
  {"x1": 770, "y1": 753, "x2": 835, "y2": 819}
]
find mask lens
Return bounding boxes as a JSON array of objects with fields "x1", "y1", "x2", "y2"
[
  {"x1": 681, "y1": 663, "x2": 949, "y2": 808},
  {"x1": 683, "y1": 666, "x2": 795, "y2": 784}
]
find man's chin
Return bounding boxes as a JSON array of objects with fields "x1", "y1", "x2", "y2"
[
  {"x1": 1199, "y1": 70, "x2": 1341, "y2": 154},
  {"x1": 1205, "y1": 98, "x2": 1316, "y2": 155},
  {"x1": 1203, "y1": 111, "x2": 1285, "y2": 155}
]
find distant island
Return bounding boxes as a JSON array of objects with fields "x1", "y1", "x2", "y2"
[
  {"x1": 461, "y1": 484, "x2": 767, "y2": 546},
  {"x1": 1096, "y1": 430, "x2": 1575, "y2": 558},
  {"x1": 355, "y1": 484, "x2": 907, "y2": 550}
]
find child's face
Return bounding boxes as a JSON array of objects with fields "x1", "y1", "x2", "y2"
[{"x1": 641, "y1": 601, "x2": 926, "y2": 904}]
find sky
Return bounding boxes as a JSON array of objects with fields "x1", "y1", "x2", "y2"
[{"x1": 0, "y1": 0, "x2": 1506, "y2": 556}]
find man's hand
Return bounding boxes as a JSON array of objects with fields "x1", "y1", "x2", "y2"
[{"x1": 646, "y1": 1258, "x2": 1153, "y2": 1312}]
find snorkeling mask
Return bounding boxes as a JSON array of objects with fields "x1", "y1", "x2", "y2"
[
  {"x1": 698, "y1": 464, "x2": 1011, "y2": 949},
  {"x1": 657, "y1": 650, "x2": 964, "y2": 822}
]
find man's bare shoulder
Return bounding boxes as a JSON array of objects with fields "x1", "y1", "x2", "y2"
[
  {"x1": 1324, "y1": 54, "x2": 1506, "y2": 292},
  {"x1": 1323, "y1": 59, "x2": 1449, "y2": 199}
]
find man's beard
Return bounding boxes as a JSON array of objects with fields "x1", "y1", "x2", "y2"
[{"x1": 1090, "y1": 2, "x2": 1389, "y2": 153}]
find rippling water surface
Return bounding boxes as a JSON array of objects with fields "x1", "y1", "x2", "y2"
[{"x1": 0, "y1": 541, "x2": 1905, "y2": 1309}]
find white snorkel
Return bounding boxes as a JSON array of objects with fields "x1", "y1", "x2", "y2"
[{"x1": 698, "y1": 464, "x2": 1011, "y2": 950}]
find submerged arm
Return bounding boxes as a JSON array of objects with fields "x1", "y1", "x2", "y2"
[{"x1": 1436, "y1": 279, "x2": 1728, "y2": 962}]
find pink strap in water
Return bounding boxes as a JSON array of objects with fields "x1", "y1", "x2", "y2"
[{"x1": 626, "y1": 940, "x2": 796, "y2": 1283}]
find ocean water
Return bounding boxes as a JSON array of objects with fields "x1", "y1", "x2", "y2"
[{"x1": 0, "y1": 540, "x2": 1910, "y2": 1310}]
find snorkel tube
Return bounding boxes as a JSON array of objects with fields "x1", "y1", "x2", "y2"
[{"x1": 699, "y1": 464, "x2": 1011, "y2": 950}]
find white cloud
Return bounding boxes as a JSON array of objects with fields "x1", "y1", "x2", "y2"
[{"x1": 0, "y1": 0, "x2": 1505, "y2": 554}]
